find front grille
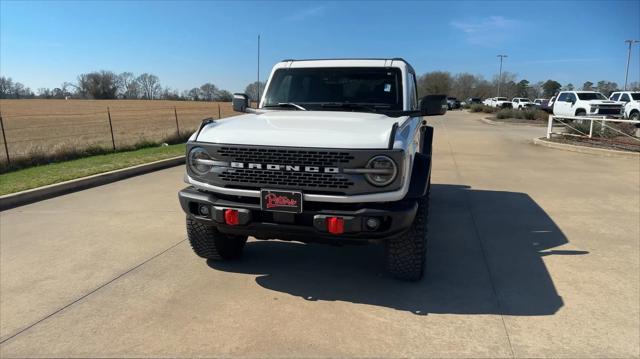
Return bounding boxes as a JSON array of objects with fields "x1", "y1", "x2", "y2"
[
  {"x1": 215, "y1": 146, "x2": 357, "y2": 192},
  {"x1": 598, "y1": 107, "x2": 622, "y2": 115},
  {"x1": 219, "y1": 169, "x2": 354, "y2": 189},
  {"x1": 216, "y1": 147, "x2": 354, "y2": 167}
]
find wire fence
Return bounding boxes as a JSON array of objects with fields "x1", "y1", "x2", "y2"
[
  {"x1": 546, "y1": 115, "x2": 640, "y2": 152},
  {"x1": 0, "y1": 100, "x2": 235, "y2": 166}
]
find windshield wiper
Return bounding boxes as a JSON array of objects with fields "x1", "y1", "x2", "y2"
[{"x1": 264, "y1": 102, "x2": 307, "y2": 110}]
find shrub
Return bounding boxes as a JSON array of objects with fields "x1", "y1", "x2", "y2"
[
  {"x1": 468, "y1": 104, "x2": 484, "y2": 113},
  {"x1": 495, "y1": 109, "x2": 549, "y2": 121},
  {"x1": 496, "y1": 109, "x2": 516, "y2": 119},
  {"x1": 565, "y1": 121, "x2": 637, "y2": 138}
]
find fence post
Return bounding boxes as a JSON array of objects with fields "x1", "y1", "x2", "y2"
[
  {"x1": 218, "y1": 104, "x2": 221, "y2": 119},
  {"x1": 0, "y1": 113, "x2": 10, "y2": 165},
  {"x1": 546, "y1": 115, "x2": 553, "y2": 139},
  {"x1": 589, "y1": 119, "x2": 594, "y2": 138},
  {"x1": 174, "y1": 106, "x2": 180, "y2": 135},
  {"x1": 107, "y1": 107, "x2": 116, "y2": 151}
]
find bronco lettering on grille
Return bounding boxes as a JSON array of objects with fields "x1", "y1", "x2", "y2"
[{"x1": 228, "y1": 162, "x2": 339, "y2": 173}]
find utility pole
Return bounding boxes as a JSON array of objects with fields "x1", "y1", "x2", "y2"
[
  {"x1": 257, "y1": 34, "x2": 261, "y2": 106},
  {"x1": 624, "y1": 39, "x2": 639, "y2": 90},
  {"x1": 496, "y1": 54, "x2": 508, "y2": 97}
]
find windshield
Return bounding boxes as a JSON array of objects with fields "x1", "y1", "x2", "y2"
[
  {"x1": 263, "y1": 67, "x2": 403, "y2": 111},
  {"x1": 577, "y1": 92, "x2": 607, "y2": 100},
  {"x1": 632, "y1": 93, "x2": 640, "y2": 100},
  {"x1": 521, "y1": 98, "x2": 531, "y2": 102},
  {"x1": 497, "y1": 97, "x2": 508, "y2": 101}
]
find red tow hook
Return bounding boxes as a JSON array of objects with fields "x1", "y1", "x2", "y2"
[
  {"x1": 224, "y1": 209, "x2": 240, "y2": 226},
  {"x1": 326, "y1": 217, "x2": 345, "y2": 235}
]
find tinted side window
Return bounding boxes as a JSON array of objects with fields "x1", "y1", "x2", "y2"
[
  {"x1": 568, "y1": 93, "x2": 577, "y2": 102},
  {"x1": 611, "y1": 93, "x2": 620, "y2": 101},
  {"x1": 408, "y1": 73, "x2": 417, "y2": 110},
  {"x1": 557, "y1": 93, "x2": 568, "y2": 102},
  {"x1": 620, "y1": 94, "x2": 630, "y2": 102}
]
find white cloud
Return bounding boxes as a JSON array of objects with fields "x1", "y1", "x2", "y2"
[
  {"x1": 520, "y1": 58, "x2": 606, "y2": 65},
  {"x1": 285, "y1": 6, "x2": 325, "y2": 21},
  {"x1": 450, "y1": 16, "x2": 520, "y2": 46}
]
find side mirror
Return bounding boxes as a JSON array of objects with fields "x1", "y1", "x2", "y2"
[
  {"x1": 232, "y1": 93, "x2": 249, "y2": 112},
  {"x1": 419, "y1": 95, "x2": 447, "y2": 116}
]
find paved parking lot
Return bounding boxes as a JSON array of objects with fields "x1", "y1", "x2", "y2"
[{"x1": 1, "y1": 111, "x2": 638, "y2": 358}]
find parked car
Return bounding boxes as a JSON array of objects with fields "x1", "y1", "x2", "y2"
[
  {"x1": 464, "y1": 97, "x2": 482, "y2": 106},
  {"x1": 533, "y1": 98, "x2": 549, "y2": 108},
  {"x1": 541, "y1": 96, "x2": 556, "y2": 113},
  {"x1": 482, "y1": 98, "x2": 494, "y2": 106},
  {"x1": 511, "y1": 98, "x2": 533, "y2": 110},
  {"x1": 446, "y1": 97, "x2": 461, "y2": 110},
  {"x1": 179, "y1": 58, "x2": 446, "y2": 281},
  {"x1": 552, "y1": 91, "x2": 624, "y2": 118},
  {"x1": 489, "y1": 97, "x2": 512, "y2": 108},
  {"x1": 609, "y1": 91, "x2": 640, "y2": 121}
]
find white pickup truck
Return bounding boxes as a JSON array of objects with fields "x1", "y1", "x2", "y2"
[
  {"x1": 511, "y1": 97, "x2": 533, "y2": 110},
  {"x1": 178, "y1": 58, "x2": 446, "y2": 281},
  {"x1": 609, "y1": 91, "x2": 640, "y2": 121},
  {"x1": 483, "y1": 97, "x2": 512, "y2": 108},
  {"x1": 552, "y1": 91, "x2": 624, "y2": 118}
]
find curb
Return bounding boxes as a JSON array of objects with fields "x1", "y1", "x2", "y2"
[
  {"x1": 481, "y1": 117, "x2": 547, "y2": 127},
  {"x1": 532, "y1": 137, "x2": 640, "y2": 159},
  {"x1": 0, "y1": 156, "x2": 185, "y2": 211}
]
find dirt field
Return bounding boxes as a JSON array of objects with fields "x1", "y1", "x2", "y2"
[{"x1": 0, "y1": 100, "x2": 236, "y2": 162}]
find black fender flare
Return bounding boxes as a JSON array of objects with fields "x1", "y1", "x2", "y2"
[{"x1": 405, "y1": 125, "x2": 433, "y2": 199}]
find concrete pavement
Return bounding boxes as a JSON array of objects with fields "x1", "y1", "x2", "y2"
[{"x1": 1, "y1": 111, "x2": 638, "y2": 358}]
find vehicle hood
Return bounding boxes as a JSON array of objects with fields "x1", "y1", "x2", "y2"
[
  {"x1": 588, "y1": 100, "x2": 623, "y2": 105},
  {"x1": 194, "y1": 110, "x2": 404, "y2": 149}
]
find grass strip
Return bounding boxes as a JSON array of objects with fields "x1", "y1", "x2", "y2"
[{"x1": 0, "y1": 144, "x2": 185, "y2": 196}]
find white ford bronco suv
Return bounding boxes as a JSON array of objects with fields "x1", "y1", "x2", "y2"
[
  {"x1": 552, "y1": 91, "x2": 624, "y2": 118},
  {"x1": 178, "y1": 58, "x2": 446, "y2": 280}
]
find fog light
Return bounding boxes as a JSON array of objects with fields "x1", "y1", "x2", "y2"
[
  {"x1": 365, "y1": 217, "x2": 380, "y2": 230},
  {"x1": 199, "y1": 204, "x2": 210, "y2": 216}
]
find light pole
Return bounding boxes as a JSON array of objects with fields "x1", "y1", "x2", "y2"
[
  {"x1": 497, "y1": 54, "x2": 508, "y2": 97},
  {"x1": 257, "y1": 34, "x2": 261, "y2": 105},
  {"x1": 624, "y1": 40, "x2": 639, "y2": 90}
]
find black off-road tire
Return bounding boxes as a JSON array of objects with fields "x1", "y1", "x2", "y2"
[
  {"x1": 630, "y1": 111, "x2": 639, "y2": 122},
  {"x1": 385, "y1": 190, "x2": 430, "y2": 281},
  {"x1": 186, "y1": 217, "x2": 247, "y2": 260}
]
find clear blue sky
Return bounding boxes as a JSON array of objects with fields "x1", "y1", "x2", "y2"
[{"x1": 1, "y1": 0, "x2": 639, "y2": 93}]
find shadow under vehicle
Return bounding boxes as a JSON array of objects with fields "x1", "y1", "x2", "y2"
[{"x1": 208, "y1": 184, "x2": 587, "y2": 316}]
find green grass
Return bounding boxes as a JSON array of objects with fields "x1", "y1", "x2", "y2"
[{"x1": 0, "y1": 144, "x2": 185, "y2": 196}]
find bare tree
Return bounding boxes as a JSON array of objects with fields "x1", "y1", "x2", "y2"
[
  {"x1": 244, "y1": 81, "x2": 266, "y2": 102},
  {"x1": 188, "y1": 87, "x2": 202, "y2": 101},
  {"x1": 217, "y1": 89, "x2": 233, "y2": 102},
  {"x1": 0, "y1": 76, "x2": 14, "y2": 99},
  {"x1": 596, "y1": 81, "x2": 618, "y2": 97},
  {"x1": 200, "y1": 83, "x2": 218, "y2": 101},
  {"x1": 417, "y1": 71, "x2": 452, "y2": 97},
  {"x1": 136, "y1": 73, "x2": 161, "y2": 100},
  {"x1": 451, "y1": 73, "x2": 479, "y2": 99},
  {"x1": 118, "y1": 72, "x2": 137, "y2": 98}
]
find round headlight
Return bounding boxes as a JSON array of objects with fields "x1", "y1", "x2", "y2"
[
  {"x1": 364, "y1": 155, "x2": 397, "y2": 186},
  {"x1": 188, "y1": 147, "x2": 213, "y2": 175}
]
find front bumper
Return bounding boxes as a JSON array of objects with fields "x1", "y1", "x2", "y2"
[{"x1": 178, "y1": 186, "x2": 418, "y2": 243}]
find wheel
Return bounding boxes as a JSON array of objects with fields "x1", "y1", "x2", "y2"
[
  {"x1": 186, "y1": 216, "x2": 247, "y2": 260},
  {"x1": 385, "y1": 187, "x2": 430, "y2": 281},
  {"x1": 630, "y1": 111, "x2": 639, "y2": 122},
  {"x1": 575, "y1": 110, "x2": 586, "y2": 116}
]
